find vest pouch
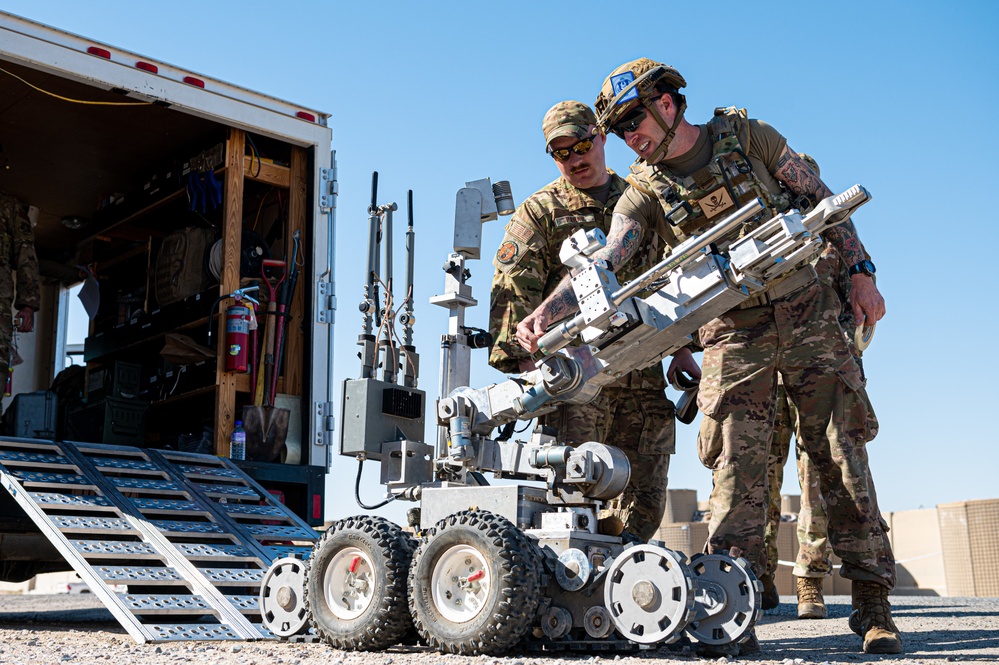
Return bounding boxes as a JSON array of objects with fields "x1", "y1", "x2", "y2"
[{"x1": 666, "y1": 200, "x2": 693, "y2": 226}]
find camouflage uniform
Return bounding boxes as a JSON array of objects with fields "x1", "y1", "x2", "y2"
[
  {"x1": 763, "y1": 244, "x2": 882, "y2": 582},
  {"x1": 617, "y1": 111, "x2": 893, "y2": 589},
  {"x1": 0, "y1": 192, "x2": 41, "y2": 399},
  {"x1": 488, "y1": 105, "x2": 674, "y2": 540}
]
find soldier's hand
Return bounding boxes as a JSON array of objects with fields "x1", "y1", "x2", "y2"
[
  {"x1": 849, "y1": 274, "x2": 886, "y2": 326},
  {"x1": 516, "y1": 311, "x2": 549, "y2": 353},
  {"x1": 667, "y1": 347, "x2": 701, "y2": 385},
  {"x1": 15, "y1": 307, "x2": 34, "y2": 333}
]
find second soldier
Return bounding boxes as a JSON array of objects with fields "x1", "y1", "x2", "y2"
[{"x1": 488, "y1": 101, "x2": 677, "y2": 541}]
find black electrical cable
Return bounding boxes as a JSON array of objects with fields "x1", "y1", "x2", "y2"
[
  {"x1": 514, "y1": 418, "x2": 534, "y2": 434},
  {"x1": 246, "y1": 134, "x2": 262, "y2": 178},
  {"x1": 354, "y1": 458, "x2": 396, "y2": 510},
  {"x1": 495, "y1": 421, "x2": 515, "y2": 441}
]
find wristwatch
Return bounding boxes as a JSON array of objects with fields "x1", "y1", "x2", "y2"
[{"x1": 848, "y1": 259, "x2": 877, "y2": 277}]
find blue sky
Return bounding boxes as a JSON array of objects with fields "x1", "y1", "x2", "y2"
[{"x1": 9, "y1": 0, "x2": 997, "y2": 524}]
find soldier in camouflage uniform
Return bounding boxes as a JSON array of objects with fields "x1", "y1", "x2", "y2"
[
  {"x1": 516, "y1": 60, "x2": 900, "y2": 655},
  {"x1": 0, "y1": 192, "x2": 41, "y2": 409},
  {"x1": 760, "y1": 156, "x2": 886, "y2": 621},
  {"x1": 489, "y1": 101, "x2": 685, "y2": 541}
]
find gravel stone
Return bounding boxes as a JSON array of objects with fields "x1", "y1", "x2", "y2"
[{"x1": 1, "y1": 594, "x2": 998, "y2": 664}]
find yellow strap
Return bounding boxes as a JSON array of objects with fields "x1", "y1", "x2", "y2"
[{"x1": 0, "y1": 66, "x2": 153, "y2": 106}]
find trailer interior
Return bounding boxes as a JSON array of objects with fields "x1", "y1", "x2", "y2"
[{"x1": 0, "y1": 55, "x2": 326, "y2": 572}]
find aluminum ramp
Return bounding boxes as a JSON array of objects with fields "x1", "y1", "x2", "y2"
[{"x1": 0, "y1": 437, "x2": 318, "y2": 643}]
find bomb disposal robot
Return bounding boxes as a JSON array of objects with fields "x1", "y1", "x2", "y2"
[{"x1": 258, "y1": 174, "x2": 872, "y2": 655}]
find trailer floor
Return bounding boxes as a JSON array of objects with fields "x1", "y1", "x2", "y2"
[{"x1": 0, "y1": 593, "x2": 995, "y2": 664}]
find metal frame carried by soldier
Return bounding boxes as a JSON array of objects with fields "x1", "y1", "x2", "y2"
[
  {"x1": 514, "y1": 58, "x2": 899, "y2": 656},
  {"x1": 488, "y1": 100, "x2": 700, "y2": 543}
]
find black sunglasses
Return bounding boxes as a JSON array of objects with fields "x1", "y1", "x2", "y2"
[
  {"x1": 548, "y1": 137, "x2": 595, "y2": 162},
  {"x1": 610, "y1": 104, "x2": 647, "y2": 138}
]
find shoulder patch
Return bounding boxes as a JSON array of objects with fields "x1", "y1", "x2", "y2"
[
  {"x1": 496, "y1": 240, "x2": 521, "y2": 265},
  {"x1": 506, "y1": 219, "x2": 535, "y2": 244}
]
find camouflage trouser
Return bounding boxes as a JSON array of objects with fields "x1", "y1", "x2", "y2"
[
  {"x1": 0, "y1": 301, "x2": 10, "y2": 396},
  {"x1": 545, "y1": 386, "x2": 674, "y2": 541},
  {"x1": 0, "y1": 194, "x2": 16, "y2": 394},
  {"x1": 764, "y1": 386, "x2": 832, "y2": 580},
  {"x1": 696, "y1": 278, "x2": 894, "y2": 589}
]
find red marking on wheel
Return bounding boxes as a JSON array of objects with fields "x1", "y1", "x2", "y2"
[
  {"x1": 349, "y1": 555, "x2": 360, "y2": 573},
  {"x1": 467, "y1": 569, "x2": 485, "y2": 582}
]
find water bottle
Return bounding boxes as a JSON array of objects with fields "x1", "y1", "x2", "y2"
[{"x1": 230, "y1": 420, "x2": 246, "y2": 461}]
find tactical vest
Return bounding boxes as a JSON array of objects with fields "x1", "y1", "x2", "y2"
[{"x1": 627, "y1": 107, "x2": 795, "y2": 248}]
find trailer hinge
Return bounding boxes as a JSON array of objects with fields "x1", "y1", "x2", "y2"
[
  {"x1": 315, "y1": 401, "x2": 336, "y2": 447},
  {"x1": 319, "y1": 167, "x2": 338, "y2": 212},
  {"x1": 317, "y1": 281, "x2": 336, "y2": 323}
]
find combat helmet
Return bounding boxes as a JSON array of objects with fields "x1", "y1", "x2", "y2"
[{"x1": 595, "y1": 58, "x2": 687, "y2": 164}]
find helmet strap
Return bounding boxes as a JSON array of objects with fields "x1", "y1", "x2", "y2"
[{"x1": 643, "y1": 95, "x2": 687, "y2": 165}]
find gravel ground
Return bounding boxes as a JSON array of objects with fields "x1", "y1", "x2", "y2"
[{"x1": 0, "y1": 593, "x2": 996, "y2": 665}]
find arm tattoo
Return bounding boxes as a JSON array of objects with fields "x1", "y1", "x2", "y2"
[
  {"x1": 594, "y1": 213, "x2": 644, "y2": 270},
  {"x1": 774, "y1": 145, "x2": 829, "y2": 200},
  {"x1": 822, "y1": 221, "x2": 865, "y2": 266},
  {"x1": 534, "y1": 213, "x2": 646, "y2": 325},
  {"x1": 774, "y1": 145, "x2": 865, "y2": 266},
  {"x1": 544, "y1": 286, "x2": 578, "y2": 320}
]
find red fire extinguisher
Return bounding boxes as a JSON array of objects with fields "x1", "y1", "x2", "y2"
[{"x1": 225, "y1": 305, "x2": 250, "y2": 373}]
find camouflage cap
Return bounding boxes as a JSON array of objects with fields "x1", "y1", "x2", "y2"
[{"x1": 542, "y1": 101, "x2": 597, "y2": 149}]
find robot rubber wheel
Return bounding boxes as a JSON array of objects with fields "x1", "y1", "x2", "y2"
[
  {"x1": 408, "y1": 509, "x2": 543, "y2": 655},
  {"x1": 305, "y1": 515, "x2": 414, "y2": 650}
]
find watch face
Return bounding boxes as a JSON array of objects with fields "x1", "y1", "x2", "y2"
[{"x1": 850, "y1": 260, "x2": 876, "y2": 276}]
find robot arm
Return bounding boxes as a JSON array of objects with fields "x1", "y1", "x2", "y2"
[{"x1": 436, "y1": 184, "x2": 872, "y2": 439}]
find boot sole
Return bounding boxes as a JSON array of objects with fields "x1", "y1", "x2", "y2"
[
  {"x1": 797, "y1": 603, "x2": 827, "y2": 619},
  {"x1": 864, "y1": 635, "x2": 903, "y2": 654}
]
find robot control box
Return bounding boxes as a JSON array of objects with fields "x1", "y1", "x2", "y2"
[{"x1": 339, "y1": 378, "x2": 425, "y2": 460}]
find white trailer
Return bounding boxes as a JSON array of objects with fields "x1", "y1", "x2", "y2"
[{"x1": 0, "y1": 10, "x2": 338, "y2": 640}]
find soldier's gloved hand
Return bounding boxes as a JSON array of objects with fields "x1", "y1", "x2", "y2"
[
  {"x1": 849, "y1": 274, "x2": 886, "y2": 326},
  {"x1": 516, "y1": 310, "x2": 549, "y2": 354},
  {"x1": 15, "y1": 307, "x2": 34, "y2": 333},
  {"x1": 667, "y1": 347, "x2": 701, "y2": 385}
]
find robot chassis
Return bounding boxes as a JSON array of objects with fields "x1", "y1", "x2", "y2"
[{"x1": 259, "y1": 174, "x2": 873, "y2": 654}]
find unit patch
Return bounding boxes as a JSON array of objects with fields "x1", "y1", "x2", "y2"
[
  {"x1": 696, "y1": 187, "x2": 735, "y2": 219},
  {"x1": 496, "y1": 240, "x2": 520, "y2": 265},
  {"x1": 610, "y1": 72, "x2": 638, "y2": 104}
]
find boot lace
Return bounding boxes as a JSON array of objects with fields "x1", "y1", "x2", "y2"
[
  {"x1": 855, "y1": 581, "x2": 898, "y2": 632},
  {"x1": 796, "y1": 577, "x2": 823, "y2": 604}
]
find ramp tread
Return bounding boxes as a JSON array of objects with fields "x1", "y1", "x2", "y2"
[{"x1": 0, "y1": 439, "x2": 320, "y2": 643}]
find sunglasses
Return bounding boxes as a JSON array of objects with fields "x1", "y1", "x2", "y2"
[
  {"x1": 548, "y1": 137, "x2": 595, "y2": 162},
  {"x1": 610, "y1": 104, "x2": 648, "y2": 138}
]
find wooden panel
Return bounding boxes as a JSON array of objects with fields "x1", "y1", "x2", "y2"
[
  {"x1": 282, "y1": 146, "x2": 307, "y2": 397},
  {"x1": 243, "y1": 155, "x2": 290, "y2": 188},
  {"x1": 214, "y1": 129, "x2": 245, "y2": 456},
  {"x1": 233, "y1": 372, "x2": 282, "y2": 395}
]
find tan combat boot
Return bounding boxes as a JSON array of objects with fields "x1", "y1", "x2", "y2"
[
  {"x1": 795, "y1": 576, "x2": 827, "y2": 619},
  {"x1": 852, "y1": 580, "x2": 903, "y2": 654}
]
